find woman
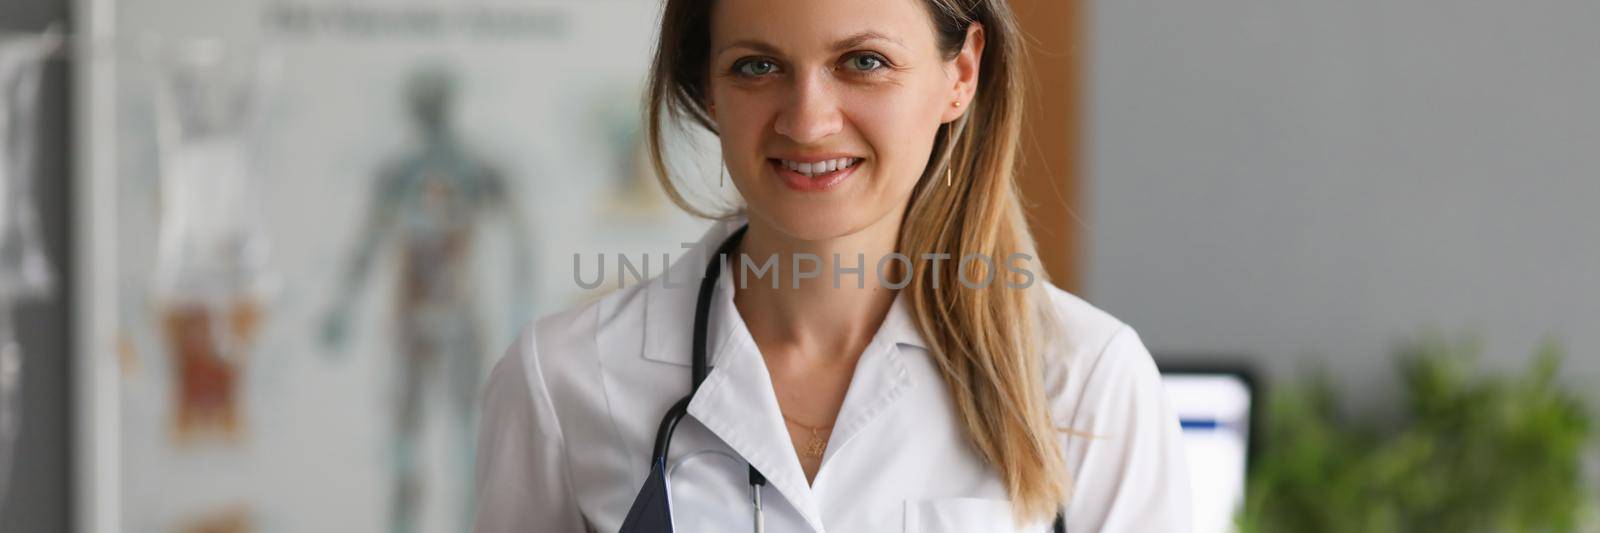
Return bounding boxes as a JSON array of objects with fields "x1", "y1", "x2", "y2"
[{"x1": 474, "y1": 0, "x2": 1191, "y2": 531}]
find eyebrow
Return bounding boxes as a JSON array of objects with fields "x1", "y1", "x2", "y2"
[{"x1": 715, "y1": 31, "x2": 906, "y2": 58}]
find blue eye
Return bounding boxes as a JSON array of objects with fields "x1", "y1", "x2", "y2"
[
  {"x1": 846, "y1": 54, "x2": 887, "y2": 72},
  {"x1": 736, "y1": 59, "x2": 778, "y2": 77}
]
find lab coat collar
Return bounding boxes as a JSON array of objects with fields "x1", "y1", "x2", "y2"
[
  {"x1": 640, "y1": 217, "x2": 745, "y2": 367},
  {"x1": 686, "y1": 330, "x2": 828, "y2": 532},
  {"x1": 683, "y1": 271, "x2": 917, "y2": 533},
  {"x1": 643, "y1": 216, "x2": 930, "y2": 532},
  {"x1": 640, "y1": 216, "x2": 930, "y2": 368}
]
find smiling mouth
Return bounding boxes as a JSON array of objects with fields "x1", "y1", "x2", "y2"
[
  {"x1": 773, "y1": 157, "x2": 862, "y2": 178},
  {"x1": 767, "y1": 157, "x2": 863, "y2": 192}
]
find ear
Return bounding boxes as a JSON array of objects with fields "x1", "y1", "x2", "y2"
[{"x1": 941, "y1": 23, "x2": 986, "y2": 123}]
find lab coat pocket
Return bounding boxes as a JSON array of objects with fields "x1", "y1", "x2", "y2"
[{"x1": 903, "y1": 497, "x2": 1028, "y2": 532}]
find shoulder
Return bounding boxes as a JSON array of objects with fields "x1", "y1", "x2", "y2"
[
  {"x1": 1037, "y1": 283, "x2": 1132, "y2": 360},
  {"x1": 481, "y1": 219, "x2": 734, "y2": 427},
  {"x1": 1034, "y1": 283, "x2": 1165, "y2": 429},
  {"x1": 1035, "y1": 286, "x2": 1192, "y2": 530},
  {"x1": 482, "y1": 279, "x2": 653, "y2": 412}
]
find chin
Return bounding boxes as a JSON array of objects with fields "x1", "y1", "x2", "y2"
[{"x1": 750, "y1": 201, "x2": 878, "y2": 242}]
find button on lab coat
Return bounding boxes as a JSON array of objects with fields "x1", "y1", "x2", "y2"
[{"x1": 474, "y1": 218, "x2": 1192, "y2": 532}]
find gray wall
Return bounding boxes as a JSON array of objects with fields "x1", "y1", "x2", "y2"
[
  {"x1": 1087, "y1": 0, "x2": 1600, "y2": 404},
  {"x1": 1, "y1": 0, "x2": 73, "y2": 531}
]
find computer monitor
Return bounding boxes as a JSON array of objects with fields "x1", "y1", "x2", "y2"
[{"x1": 1161, "y1": 366, "x2": 1257, "y2": 533}]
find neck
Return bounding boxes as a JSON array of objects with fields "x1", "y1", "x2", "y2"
[{"x1": 732, "y1": 213, "x2": 903, "y2": 366}]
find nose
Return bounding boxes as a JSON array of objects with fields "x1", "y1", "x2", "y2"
[{"x1": 773, "y1": 71, "x2": 843, "y2": 144}]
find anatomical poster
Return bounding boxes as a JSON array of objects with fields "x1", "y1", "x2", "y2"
[{"x1": 76, "y1": 1, "x2": 715, "y2": 531}]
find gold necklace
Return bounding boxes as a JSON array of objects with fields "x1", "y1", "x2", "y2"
[{"x1": 781, "y1": 413, "x2": 832, "y2": 459}]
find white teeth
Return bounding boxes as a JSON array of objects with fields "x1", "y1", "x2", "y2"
[{"x1": 779, "y1": 158, "x2": 859, "y2": 177}]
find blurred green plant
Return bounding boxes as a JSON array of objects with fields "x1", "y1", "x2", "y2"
[{"x1": 1237, "y1": 335, "x2": 1596, "y2": 533}]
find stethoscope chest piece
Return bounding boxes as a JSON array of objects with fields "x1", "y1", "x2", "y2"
[{"x1": 618, "y1": 456, "x2": 675, "y2": 533}]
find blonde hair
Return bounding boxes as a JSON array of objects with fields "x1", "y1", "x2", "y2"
[{"x1": 644, "y1": 0, "x2": 1069, "y2": 521}]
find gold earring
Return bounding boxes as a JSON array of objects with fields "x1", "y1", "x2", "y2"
[{"x1": 946, "y1": 164, "x2": 952, "y2": 187}]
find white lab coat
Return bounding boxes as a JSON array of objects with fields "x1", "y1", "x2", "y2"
[{"x1": 474, "y1": 218, "x2": 1192, "y2": 533}]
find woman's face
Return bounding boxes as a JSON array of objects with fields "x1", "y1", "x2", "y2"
[{"x1": 707, "y1": 0, "x2": 981, "y2": 241}]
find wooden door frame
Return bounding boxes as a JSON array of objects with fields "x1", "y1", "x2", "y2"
[{"x1": 1009, "y1": 0, "x2": 1084, "y2": 295}]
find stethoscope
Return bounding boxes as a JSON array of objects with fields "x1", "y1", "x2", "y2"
[{"x1": 617, "y1": 224, "x2": 1066, "y2": 533}]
